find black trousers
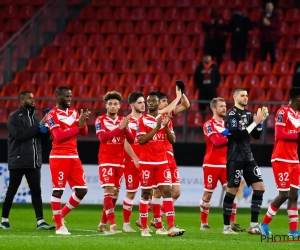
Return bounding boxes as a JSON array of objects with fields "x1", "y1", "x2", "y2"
[
  {"x1": 1, "y1": 168, "x2": 43, "y2": 220},
  {"x1": 198, "y1": 87, "x2": 218, "y2": 113},
  {"x1": 260, "y1": 41, "x2": 277, "y2": 66},
  {"x1": 231, "y1": 42, "x2": 247, "y2": 64}
]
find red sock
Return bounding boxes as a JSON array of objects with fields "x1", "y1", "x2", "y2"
[
  {"x1": 101, "y1": 195, "x2": 118, "y2": 224},
  {"x1": 148, "y1": 198, "x2": 152, "y2": 212},
  {"x1": 62, "y1": 192, "x2": 81, "y2": 218},
  {"x1": 139, "y1": 198, "x2": 149, "y2": 230},
  {"x1": 152, "y1": 196, "x2": 163, "y2": 229},
  {"x1": 200, "y1": 198, "x2": 210, "y2": 225},
  {"x1": 113, "y1": 196, "x2": 118, "y2": 207},
  {"x1": 51, "y1": 196, "x2": 63, "y2": 229},
  {"x1": 163, "y1": 198, "x2": 175, "y2": 230},
  {"x1": 288, "y1": 207, "x2": 298, "y2": 231},
  {"x1": 262, "y1": 204, "x2": 279, "y2": 225},
  {"x1": 123, "y1": 197, "x2": 133, "y2": 224},
  {"x1": 104, "y1": 193, "x2": 115, "y2": 226},
  {"x1": 230, "y1": 199, "x2": 237, "y2": 223}
]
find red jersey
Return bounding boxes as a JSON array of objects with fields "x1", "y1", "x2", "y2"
[
  {"x1": 95, "y1": 114, "x2": 126, "y2": 167},
  {"x1": 271, "y1": 105, "x2": 300, "y2": 163},
  {"x1": 162, "y1": 113, "x2": 174, "y2": 156},
  {"x1": 124, "y1": 116, "x2": 142, "y2": 160},
  {"x1": 46, "y1": 107, "x2": 80, "y2": 157},
  {"x1": 203, "y1": 118, "x2": 227, "y2": 167},
  {"x1": 137, "y1": 113, "x2": 173, "y2": 164}
]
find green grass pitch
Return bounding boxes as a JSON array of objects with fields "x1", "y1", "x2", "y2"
[{"x1": 0, "y1": 204, "x2": 299, "y2": 250}]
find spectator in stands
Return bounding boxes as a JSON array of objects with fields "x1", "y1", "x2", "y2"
[
  {"x1": 228, "y1": 7, "x2": 252, "y2": 64},
  {"x1": 202, "y1": 9, "x2": 227, "y2": 66},
  {"x1": 257, "y1": 1, "x2": 280, "y2": 66},
  {"x1": 194, "y1": 53, "x2": 221, "y2": 113},
  {"x1": 292, "y1": 62, "x2": 300, "y2": 87}
]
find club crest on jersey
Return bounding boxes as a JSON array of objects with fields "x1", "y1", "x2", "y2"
[
  {"x1": 230, "y1": 118, "x2": 237, "y2": 127},
  {"x1": 96, "y1": 122, "x2": 101, "y2": 130},
  {"x1": 277, "y1": 114, "x2": 283, "y2": 122},
  {"x1": 48, "y1": 118, "x2": 55, "y2": 127},
  {"x1": 206, "y1": 124, "x2": 212, "y2": 133}
]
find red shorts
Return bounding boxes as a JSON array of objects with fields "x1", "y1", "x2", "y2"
[
  {"x1": 124, "y1": 158, "x2": 140, "y2": 192},
  {"x1": 272, "y1": 161, "x2": 300, "y2": 190},
  {"x1": 139, "y1": 163, "x2": 171, "y2": 189},
  {"x1": 99, "y1": 166, "x2": 124, "y2": 189},
  {"x1": 203, "y1": 167, "x2": 227, "y2": 192},
  {"x1": 49, "y1": 158, "x2": 86, "y2": 190},
  {"x1": 167, "y1": 153, "x2": 180, "y2": 185}
]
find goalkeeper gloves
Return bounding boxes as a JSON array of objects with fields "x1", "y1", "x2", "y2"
[
  {"x1": 256, "y1": 106, "x2": 269, "y2": 131},
  {"x1": 176, "y1": 80, "x2": 185, "y2": 94}
]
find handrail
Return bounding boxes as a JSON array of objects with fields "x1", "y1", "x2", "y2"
[{"x1": 0, "y1": 0, "x2": 55, "y2": 54}]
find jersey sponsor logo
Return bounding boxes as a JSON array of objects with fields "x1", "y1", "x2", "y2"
[
  {"x1": 253, "y1": 166, "x2": 262, "y2": 177},
  {"x1": 109, "y1": 136, "x2": 124, "y2": 144},
  {"x1": 57, "y1": 113, "x2": 76, "y2": 126},
  {"x1": 95, "y1": 122, "x2": 101, "y2": 131},
  {"x1": 152, "y1": 133, "x2": 165, "y2": 141},
  {"x1": 230, "y1": 118, "x2": 237, "y2": 127},
  {"x1": 206, "y1": 124, "x2": 212, "y2": 133},
  {"x1": 143, "y1": 118, "x2": 157, "y2": 129},
  {"x1": 104, "y1": 120, "x2": 119, "y2": 130},
  {"x1": 229, "y1": 111, "x2": 235, "y2": 115},
  {"x1": 164, "y1": 169, "x2": 171, "y2": 180}
]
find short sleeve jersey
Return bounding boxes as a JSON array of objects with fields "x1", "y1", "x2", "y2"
[
  {"x1": 203, "y1": 118, "x2": 227, "y2": 167},
  {"x1": 95, "y1": 114, "x2": 126, "y2": 166},
  {"x1": 137, "y1": 113, "x2": 172, "y2": 164},
  {"x1": 271, "y1": 105, "x2": 300, "y2": 163},
  {"x1": 46, "y1": 107, "x2": 79, "y2": 157},
  {"x1": 124, "y1": 116, "x2": 142, "y2": 160}
]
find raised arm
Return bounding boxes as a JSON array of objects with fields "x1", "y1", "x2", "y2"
[
  {"x1": 173, "y1": 94, "x2": 190, "y2": 116},
  {"x1": 158, "y1": 87, "x2": 182, "y2": 115}
]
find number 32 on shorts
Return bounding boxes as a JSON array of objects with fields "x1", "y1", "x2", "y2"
[{"x1": 278, "y1": 172, "x2": 289, "y2": 181}]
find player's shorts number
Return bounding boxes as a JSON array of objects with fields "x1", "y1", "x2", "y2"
[
  {"x1": 278, "y1": 172, "x2": 289, "y2": 181},
  {"x1": 235, "y1": 170, "x2": 243, "y2": 179},
  {"x1": 207, "y1": 175, "x2": 212, "y2": 183},
  {"x1": 102, "y1": 168, "x2": 113, "y2": 177},
  {"x1": 127, "y1": 175, "x2": 133, "y2": 183},
  {"x1": 58, "y1": 171, "x2": 64, "y2": 181},
  {"x1": 142, "y1": 170, "x2": 150, "y2": 179}
]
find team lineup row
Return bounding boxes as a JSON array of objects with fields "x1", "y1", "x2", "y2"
[{"x1": 1, "y1": 82, "x2": 300, "y2": 238}]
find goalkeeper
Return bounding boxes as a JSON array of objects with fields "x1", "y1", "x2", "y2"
[{"x1": 221, "y1": 88, "x2": 268, "y2": 235}]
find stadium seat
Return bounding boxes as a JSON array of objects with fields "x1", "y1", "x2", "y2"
[
  {"x1": 179, "y1": 48, "x2": 195, "y2": 61},
  {"x1": 152, "y1": 21, "x2": 168, "y2": 34},
  {"x1": 247, "y1": 34, "x2": 260, "y2": 49},
  {"x1": 79, "y1": 6, "x2": 97, "y2": 20},
  {"x1": 166, "y1": 60, "x2": 182, "y2": 74},
  {"x1": 40, "y1": 45, "x2": 57, "y2": 59},
  {"x1": 193, "y1": 0, "x2": 209, "y2": 7},
  {"x1": 121, "y1": 34, "x2": 139, "y2": 48},
  {"x1": 83, "y1": 72, "x2": 101, "y2": 86},
  {"x1": 271, "y1": 61, "x2": 290, "y2": 75},
  {"x1": 119, "y1": 73, "x2": 136, "y2": 86},
  {"x1": 242, "y1": 75, "x2": 260, "y2": 89},
  {"x1": 138, "y1": 34, "x2": 156, "y2": 47},
  {"x1": 266, "y1": 89, "x2": 284, "y2": 102},
  {"x1": 71, "y1": 33, "x2": 88, "y2": 47},
  {"x1": 44, "y1": 58, "x2": 62, "y2": 72},
  {"x1": 1, "y1": 84, "x2": 18, "y2": 96},
  {"x1": 291, "y1": 22, "x2": 300, "y2": 36},
  {"x1": 127, "y1": 47, "x2": 144, "y2": 60},
  {"x1": 57, "y1": 46, "x2": 75, "y2": 59},
  {"x1": 14, "y1": 71, "x2": 31, "y2": 85},
  {"x1": 123, "y1": 85, "x2": 142, "y2": 97},
  {"x1": 118, "y1": 21, "x2": 134, "y2": 34},
  {"x1": 149, "y1": 60, "x2": 165, "y2": 73},
  {"x1": 130, "y1": 7, "x2": 147, "y2": 20},
  {"x1": 92, "y1": 47, "x2": 109, "y2": 60},
  {"x1": 102, "y1": 73, "x2": 119, "y2": 86},
  {"x1": 79, "y1": 58, "x2": 97, "y2": 73},
  {"x1": 248, "y1": 88, "x2": 266, "y2": 101},
  {"x1": 31, "y1": 71, "x2": 48, "y2": 85},
  {"x1": 96, "y1": 59, "x2": 113, "y2": 73},
  {"x1": 66, "y1": 72, "x2": 84, "y2": 86},
  {"x1": 19, "y1": 5, "x2": 35, "y2": 19},
  {"x1": 224, "y1": 75, "x2": 242, "y2": 89},
  {"x1": 40, "y1": 18, "x2": 57, "y2": 32},
  {"x1": 156, "y1": 34, "x2": 173, "y2": 48},
  {"x1": 173, "y1": 34, "x2": 191, "y2": 48},
  {"x1": 36, "y1": 84, "x2": 53, "y2": 97},
  {"x1": 0, "y1": 108, "x2": 7, "y2": 123},
  {"x1": 85, "y1": 20, "x2": 101, "y2": 33},
  {"x1": 110, "y1": 47, "x2": 127, "y2": 60},
  {"x1": 186, "y1": 21, "x2": 202, "y2": 34},
  {"x1": 113, "y1": 6, "x2": 130, "y2": 20},
  {"x1": 113, "y1": 60, "x2": 130, "y2": 73},
  {"x1": 171, "y1": 73, "x2": 189, "y2": 86},
  {"x1": 5, "y1": 100, "x2": 21, "y2": 108},
  {"x1": 48, "y1": 72, "x2": 66, "y2": 86},
  {"x1": 212, "y1": 0, "x2": 225, "y2": 7},
  {"x1": 87, "y1": 34, "x2": 104, "y2": 47},
  {"x1": 62, "y1": 58, "x2": 79, "y2": 72},
  {"x1": 75, "y1": 46, "x2": 92, "y2": 59},
  {"x1": 278, "y1": 75, "x2": 292, "y2": 90},
  {"x1": 144, "y1": 47, "x2": 161, "y2": 60},
  {"x1": 188, "y1": 112, "x2": 204, "y2": 127},
  {"x1": 183, "y1": 60, "x2": 198, "y2": 75},
  {"x1": 254, "y1": 61, "x2": 271, "y2": 75},
  {"x1": 136, "y1": 73, "x2": 153, "y2": 87},
  {"x1": 153, "y1": 73, "x2": 171, "y2": 87},
  {"x1": 278, "y1": 0, "x2": 294, "y2": 9},
  {"x1": 284, "y1": 49, "x2": 300, "y2": 63},
  {"x1": 278, "y1": 36, "x2": 296, "y2": 49},
  {"x1": 249, "y1": 7, "x2": 262, "y2": 22},
  {"x1": 134, "y1": 20, "x2": 152, "y2": 34},
  {"x1": 181, "y1": 7, "x2": 197, "y2": 21},
  {"x1": 260, "y1": 75, "x2": 277, "y2": 89},
  {"x1": 198, "y1": 7, "x2": 211, "y2": 21},
  {"x1": 105, "y1": 34, "x2": 121, "y2": 47},
  {"x1": 67, "y1": 20, "x2": 84, "y2": 33},
  {"x1": 147, "y1": 7, "x2": 163, "y2": 21},
  {"x1": 53, "y1": 32, "x2": 71, "y2": 46},
  {"x1": 3, "y1": 5, "x2": 18, "y2": 18},
  {"x1": 267, "y1": 49, "x2": 284, "y2": 62},
  {"x1": 219, "y1": 61, "x2": 236, "y2": 75},
  {"x1": 143, "y1": 85, "x2": 157, "y2": 95},
  {"x1": 190, "y1": 35, "x2": 205, "y2": 48},
  {"x1": 131, "y1": 60, "x2": 148, "y2": 73},
  {"x1": 236, "y1": 61, "x2": 253, "y2": 75},
  {"x1": 285, "y1": 8, "x2": 299, "y2": 22},
  {"x1": 72, "y1": 85, "x2": 89, "y2": 97},
  {"x1": 27, "y1": 57, "x2": 45, "y2": 71},
  {"x1": 279, "y1": 22, "x2": 290, "y2": 36},
  {"x1": 88, "y1": 85, "x2": 105, "y2": 100},
  {"x1": 161, "y1": 48, "x2": 178, "y2": 60},
  {"x1": 5, "y1": 18, "x2": 22, "y2": 32},
  {"x1": 169, "y1": 21, "x2": 185, "y2": 34},
  {"x1": 217, "y1": 86, "x2": 230, "y2": 100},
  {"x1": 164, "y1": 7, "x2": 180, "y2": 21},
  {"x1": 101, "y1": 21, "x2": 118, "y2": 34}
]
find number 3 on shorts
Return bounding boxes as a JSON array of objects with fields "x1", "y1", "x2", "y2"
[{"x1": 58, "y1": 171, "x2": 64, "y2": 181}]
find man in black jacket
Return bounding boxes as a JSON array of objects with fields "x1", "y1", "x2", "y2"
[
  {"x1": 194, "y1": 53, "x2": 221, "y2": 113},
  {"x1": 0, "y1": 90, "x2": 54, "y2": 230},
  {"x1": 222, "y1": 88, "x2": 268, "y2": 235}
]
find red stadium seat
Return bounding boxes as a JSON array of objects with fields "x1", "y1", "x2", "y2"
[
  {"x1": 181, "y1": 7, "x2": 197, "y2": 21},
  {"x1": 190, "y1": 35, "x2": 205, "y2": 48},
  {"x1": 14, "y1": 71, "x2": 31, "y2": 85},
  {"x1": 166, "y1": 60, "x2": 182, "y2": 74},
  {"x1": 159, "y1": 0, "x2": 174, "y2": 7},
  {"x1": 130, "y1": 7, "x2": 147, "y2": 21},
  {"x1": 13, "y1": 44, "x2": 30, "y2": 59},
  {"x1": 3, "y1": 5, "x2": 18, "y2": 18},
  {"x1": 40, "y1": 18, "x2": 57, "y2": 32},
  {"x1": 173, "y1": 34, "x2": 191, "y2": 48},
  {"x1": 156, "y1": 34, "x2": 173, "y2": 48},
  {"x1": 96, "y1": 59, "x2": 113, "y2": 73},
  {"x1": 291, "y1": 22, "x2": 300, "y2": 36},
  {"x1": 147, "y1": 7, "x2": 163, "y2": 21},
  {"x1": 19, "y1": 5, "x2": 35, "y2": 19},
  {"x1": 131, "y1": 60, "x2": 148, "y2": 73},
  {"x1": 285, "y1": 8, "x2": 299, "y2": 22},
  {"x1": 260, "y1": 75, "x2": 277, "y2": 89},
  {"x1": 136, "y1": 73, "x2": 153, "y2": 87},
  {"x1": 0, "y1": 108, "x2": 7, "y2": 123},
  {"x1": 53, "y1": 32, "x2": 71, "y2": 46},
  {"x1": 138, "y1": 34, "x2": 156, "y2": 47},
  {"x1": 67, "y1": 20, "x2": 84, "y2": 33},
  {"x1": 113, "y1": 7, "x2": 130, "y2": 20},
  {"x1": 278, "y1": 36, "x2": 296, "y2": 49},
  {"x1": 87, "y1": 34, "x2": 105, "y2": 47},
  {"x1": 134, "y1": 21, "x2": 152, "y2": 34},
  {"x1": 119, "y1": 73, "x2": 136, "y2": 86},
  {"x1": 212, "y1": 0, "x2": 225, "y2": 7},
  {"x1": 62, "y1": 58, "x2": 79, "y2": 72},
  {"x1": 66, "y1": 72, "x2": 84, "y2": 86},
  {"x1": 278, "y1": 75, "x2": 292, "y2": 90},
  {"x1": 279, "y1": 22, "x2": 290, "y2": 36},
  {"x1": 249, "y1": 7, "x2": 262, "y2": 22},
  {"x1": 164, "y1": 7, "x2": 180, "y2": 21},
  {"x1": 183, "y1": 60, "x2": 198, "y2": 75},
  {"x1": 248, "y1": 88, "x2": 266, "y2": 101},
  {"x1": 110, "y1": 47, "x2": 127, "y2": 60},
  {"x1": 36, "y1": 84, "x2": 53, "y2": 97},
  {"x1": 0, "y1": 32, "x2": 9, "y2": 46},
  {"x1": 92, "y1": 47, "x2": 109, "y2": 60},
  {"x1": 83, "y1": 72, "x2": 101, "y2": 86},
  {"x1": 89, "y1": 85, "x2": 106, "y2": 101},
  {"x1": 149, "y1": 60, "x2": 165, "y2": 73},
  {"x1": 144, "y1": 47, "x2": 161, "y2": 60},
  {"x1": 219, "y1": 61, "x2": 236, "y2": 75},
  {"x1": 96, "y1": 6, "x2": 113, "y2": 20},
  {"x1": 1, "y1": 84, "x2": 18, "y2": 96},
  {"x1": 254, "y1": 61, "x2": 271, "y2": 75},
  {"x1": 186, "y1": 21, "x2": 202, "y2": 34},
  {"x1": 40, "y1": 45, "x2": 57, "y2": 59},
  {"x1": 79, "y1": 58, "x2": 97, "y2": 73},
  {"x1": 57, "y1": 46, "x2": 75, "y2": 59},
  {"x1": 122, "y1": 34, "x2": 139, "y2": 47},
  {"x1": 224, "y1": 75, "x2": 242, "y2": 89},
  {"x1": 193, "y1": 0, "x2": 208, "y2": 7},
  {"x1": 217, "y1": 86, "x2": 230, "y2": 100},
  {"x1": 247, "y1": 34, "x2": 259, "y2": 49},
  {"x1": 27, "y1": 57, "x2": 45, "y2": 72},
  {"x1": 179, "y1": 48, "x2": 195, "y2": 61},
  {"x1": 169, "y1": 21, "x2": 185, "y2": 34},
  {"x1": 236, "y1": 61, "x2": 253, "y2": 75},
  {"x1": 127, "y1": 47, "x2": 144, "y2": 60},
  {"x1": 5, "y1": 18, "x2": 22, "y2": 32},
  {"x1": 48, "y1": 72, "x2": 66, "y2": 86},
  {"x1": 75, "y1": 46, "x2": 92, "y2": 59},
  {"x1": 242, "y1": 75, "x2": 260, "y2": 89},
  {"x1": 153, "y1": 73, "x2": 171, "y2": 87},
  {"x1": 44, "y1": 58, "x2": 62, "y2": 72},
  {"x1": 171, "y1": 73, "x2": 189, "y2": 86},
  {"x1": 152, "y1": 21, "x2": 168, "y2": 34},
  {"x1": 113, "y1": 60, "x2": 130, "y2": 73},
  {"x1": 118, "y1": 21, "x2": 134, "y2": 34},
  {"x1": 71, "y1": 33, "x2": 88, "y2": 47},
  {"x1": 31, "y1": 71, "x2": 48, "y2": 85},
  {"x1": 284, "y1": 49, "x2": 300, "y2": 63},
  {"x1": 79, "y1": 6, "x2": 96, "y2": 20},
  {"x1": 100, "y1": 21, "x2": 117, "y2": 34},
  {"x1": 102, "y1": 73, "x2": 119, "y2": 86},
  {"x1": 105, "y1": 34, "x2": 121, "y2": 47},
  {"x1": 278, "y1": 0, "x2": 294, "y2": 9},
  {"x1": 266, "y1": 89, "x2": 284, "y2": 102},
  {"x1": 161, "y1": 48, "x2": 178, "y2": 60},
  {"x1": 84, "y1": 20, "x2": 101, "y2": 34},
  {"x1": 272, "y1": 61, "x2": 290, "y2": 75}
]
